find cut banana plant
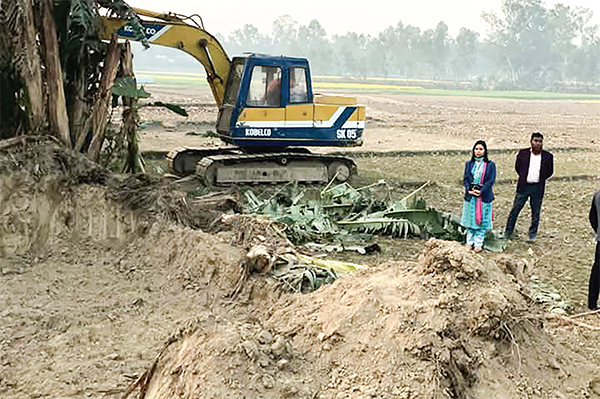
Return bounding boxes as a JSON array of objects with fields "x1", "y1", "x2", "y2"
[
  {"x1": 269, "y1": 251, "x2": 362, "y2": 293},
  {"x1": 240, "y1": 180, "x2": 485, "y2": 247},
  {"x1": 337, "y1": 218, "x2": 421, "y2": 238}
]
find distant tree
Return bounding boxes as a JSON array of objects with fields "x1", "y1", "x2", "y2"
[
  {"x1": 548, "y1": 3, "x2": 578, "y2": 78},
  {"x1": 483, "y1": 0, "x2": 554, "y2": 87},
  {"x1": 297, "y1": 20, "x2": 331, "y2": 74},
  {"x1": 377, "y1": 25, "x2": 400, "y2": 77},
  {"x1": 366, "y1": 37, "x2": 386, "y2": 78},
  {"x1": 400, "y1": 25, "x2": 423, "y2": 77},
  {"x1": 569, "y1": 25, "x2": 600, "y2": 84},
  {"x1": 331, "y1": 32, "x2": 369, "y2": 78},
  {"x1": 453, "y1": 28, "x2": 480, "y2": 80},
  {"x1": 272, "y1": 15, "x2": 298, "y2": 54},
  {"x1": 431, "y1": 22, "x2": 451, "y2": 78},
  {"x1": 228, "y1": 24, "x2": 271, "y2": 54}
]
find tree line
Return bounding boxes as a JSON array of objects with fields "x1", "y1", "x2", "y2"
[{"x1": 218, "y1": 0, "x2": 600, "y2": 91}]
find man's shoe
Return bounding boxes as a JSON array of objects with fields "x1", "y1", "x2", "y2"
[{"x1": 527, "y1": 234, "x2": 536, "y2": 243}]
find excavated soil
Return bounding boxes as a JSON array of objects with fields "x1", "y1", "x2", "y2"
[
  {"x1": 2, "y1": 139, "x2": 600, "y2": 399},
  {"x1": 136, "y1": 239, "x2": 600, "y2": 399}
]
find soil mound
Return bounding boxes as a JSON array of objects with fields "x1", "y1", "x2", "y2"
[
  {"x1": 139, "y1": 239, "x2": 600, "y2": 399},
  {"x1": 0, "y1": 137, "x2": 232, "y2": 256},
  {"x1": 0, "y1": 137, "x2": 273, "y2": 398},
  {"x1": 122, "y1": 224, "x2": 248, "y2": 295},
  {"x1": 3, "y1": 137, "x2": 600, "y2": 399}
]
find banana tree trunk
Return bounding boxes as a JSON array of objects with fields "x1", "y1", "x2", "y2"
[
  {"x1": 21, "y1": 0, "x2": 45, "y2": 134},
  {"x1": 38, "y1": 0, "x2": 70, "y2": 145},
  {"x1": 87, "y1": 34, "x2": 121, "y2": 161},
  {"x1": 67, "y1": 59, "x2": 90, "y2": 148},
  {"x1": 120, "y1": 41, "x2": 144, "y2": 173}
]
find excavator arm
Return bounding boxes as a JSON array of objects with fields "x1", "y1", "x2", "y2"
[{"x1": 100, "y1": 7, "x2": 231, "y2": 106}]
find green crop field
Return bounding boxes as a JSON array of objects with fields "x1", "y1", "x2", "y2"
[{"x1": 135, "y1": 70, "x2": 600, "y2": 101}]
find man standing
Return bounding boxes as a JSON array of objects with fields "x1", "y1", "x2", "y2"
[
  {"x1": 589, "y1": 191, "x2": 600, "y2": 309},
  {"x1": 505, "y1": 132, "x2": 554, "y2": 241}
]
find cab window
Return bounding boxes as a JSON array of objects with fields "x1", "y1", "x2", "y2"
[
  {"x1": 289, "y1": 67, "x2": 308, "y2": 104},
  {"x1": 246, "y1": 66, "x2": 282, "y2": 107},
  {"x1": 223, "y1": 60, "x2": 244, "y2": 106}
]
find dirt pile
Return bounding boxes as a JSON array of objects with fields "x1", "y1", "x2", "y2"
[
  {"x1": 139, "y1": 239, "x2": 600, "y2": 399},
  {"x1": 0, "y1": 138, "x2": 265, "y2": 399},
  {"x1": 0, "y1": 137, "x2": 120, "y2": 255},
  {"x1": 120, "y1": 223, "x2": 247, "y2": 295},
  {"x1": 0, "y1": 137, "x2": 232, "y2": 256},
  {"x1": 3, "y1": 137, "x2": 600, "y2": 399}
]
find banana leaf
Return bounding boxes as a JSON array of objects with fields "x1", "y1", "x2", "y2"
[
  {"x1": 271, "y1": 251, "x2": 363, "y2": 293},
  {"x1": 337, "y1": 218, "x2": 421, "y2": 238},
  {"x1": 527, "y1": 277, "x2": 572, "y2": 314},
  {"x1": 384, "y1": 209, "x2": 445, "y2": 235},
  {"x1": 272, "y1": 264, "x2": 337, "y2": 293},
  {"x1": 483, "y1": 230, "x2": 508, "y2": 253},
  {"x1": 296, "y1": 253, "x2": 362, "y2": 273},
  {"x1": 151, "y1": 102, "x2": 188, "y2": 117},
  {"x1": 321, "y1": 182, "x2": 362, "y2": 204},
  {"x1": 110, "y1": 77, "x2": 150, "y2": 99}
]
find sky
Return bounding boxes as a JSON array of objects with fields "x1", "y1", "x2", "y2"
[{"x1": 126, "y1": 0, "x2": 600, "y2": 38}]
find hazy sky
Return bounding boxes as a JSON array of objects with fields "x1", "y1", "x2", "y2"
[{"x1": 126, "y1": 0, "x2": 600, "y2": 37}]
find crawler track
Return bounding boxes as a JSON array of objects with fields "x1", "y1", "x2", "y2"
[{"x1": 195, "y1": 152, "x2": 356, "y2": 186}]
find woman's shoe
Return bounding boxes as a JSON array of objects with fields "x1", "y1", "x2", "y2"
[{"x1": 474, "y1": 246, "x2": 483, "y2": 253}]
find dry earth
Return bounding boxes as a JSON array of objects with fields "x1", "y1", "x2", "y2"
[
  {"x1": 134, "y1": 85, "x2": 600, "y2": 153},
  {"x1": 3, "y1": 87, "x2": 600, "y2": 399}
]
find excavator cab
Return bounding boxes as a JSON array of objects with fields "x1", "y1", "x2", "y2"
[{"x1": 216, "y1": 54, "x2": 364, "y2": 149}]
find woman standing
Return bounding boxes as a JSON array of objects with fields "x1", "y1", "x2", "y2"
[{"x1": 461, "y1": 140, "x2": 496, "y2": 252}]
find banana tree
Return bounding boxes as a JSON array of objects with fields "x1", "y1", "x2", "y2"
[
  {"x1": 0, "y1": 0, "x2": 146, "y2": 157},
  {"x1": 109, "y1": 73, "x2": 187, "y2": 173}
]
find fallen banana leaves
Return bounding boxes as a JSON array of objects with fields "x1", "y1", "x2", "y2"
[
  {"x1": 242, "y1": 181, "x2": 469, "y2": 245},
  {"x1": 527, "y1": 276, "x2": 572, "y2": 314},
  {"x1": 241, "y1": 181, "x2": 507, "y2": 294},
  {"x1": 271, "y1": 248, "x2": 362, "y2": 293},
  {"x1": 302, "y1": 242, "x2": 381, "y2": 255}
]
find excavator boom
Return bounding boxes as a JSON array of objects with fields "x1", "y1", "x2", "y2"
[{"x1": 101, "y1": 8, "x2": 230, "y2": 106}]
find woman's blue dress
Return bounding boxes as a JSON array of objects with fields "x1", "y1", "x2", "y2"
[{"x1": 460, "y1": 160, "x2": 493, "y2": 231}]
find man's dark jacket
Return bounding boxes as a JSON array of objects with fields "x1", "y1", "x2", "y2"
[
  {"x1": 514, "y1": 149, "x2": 554, "y2": 193},
  {"x1": 590, "y1": 191, "x2": 600, "y2": 241}
]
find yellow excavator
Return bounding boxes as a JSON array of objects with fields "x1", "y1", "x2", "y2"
[{"x1": 101, "y1": 8, "x2": 366, "y2": 185}]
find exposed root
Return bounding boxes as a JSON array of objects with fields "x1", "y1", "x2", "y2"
[{"x1": 546, "y1": 313, "x2": 600, "y2": 331}]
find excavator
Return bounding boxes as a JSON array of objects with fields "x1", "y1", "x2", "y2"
[{"x1": 101, "y1": 8, "x2": 366, "y2": 185}]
